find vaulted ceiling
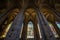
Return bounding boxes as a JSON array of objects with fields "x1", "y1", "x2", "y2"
[{"x1": 0, "y1": 0, "x2": 60, "y2": 25}]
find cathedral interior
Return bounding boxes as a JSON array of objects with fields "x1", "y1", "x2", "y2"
[{"x1": 0, "y1": 0, "x2": 60, "y2": 40}]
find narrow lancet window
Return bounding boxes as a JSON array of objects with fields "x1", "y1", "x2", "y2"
[
  {"x1": 27, "y1": 21, "x2": 34, "y2": 38},
  {"x1": 49, "y1": 22, "x2": 59, "y2": 38}
]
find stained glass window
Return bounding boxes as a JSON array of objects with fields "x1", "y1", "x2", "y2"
[
  {"x1": 27, "y1": 21, "x2": 34, "y2": 38},
  {"x1": 49, "y1": 22, "x2": 59, "y2": 38}
]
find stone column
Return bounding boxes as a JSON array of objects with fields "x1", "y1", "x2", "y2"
[
  {"x1": 5, "y1": 8, "x2": 24, "y2": 40},
  {"x1": 33, "y1": 20, "x2": 40, "y2": 40},
  {"x1": 21, "y1": 21, "x2": 27, "y2": 40},
  {"x1": 37, "y1": 8, "x2": 56, "y2": 40}
]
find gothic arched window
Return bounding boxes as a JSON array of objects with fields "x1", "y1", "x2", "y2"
[
  {"x1": 27, "y1": 21, "x2": 34, "y2": 38},
  {"x1": 48, "y1": 22, "x2": 59, "y2": 38}
]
